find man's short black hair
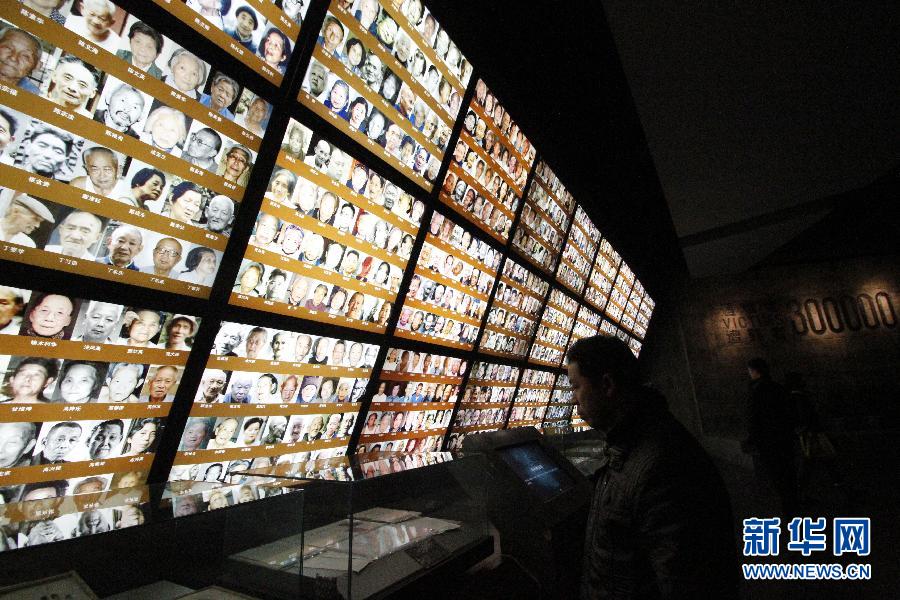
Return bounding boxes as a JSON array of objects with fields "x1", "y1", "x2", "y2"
[
  {"x1": 567, "y1": 335, "x2": 638, "y2": 386},
  {"x1": 747, "y1": 357, "x2": 770, "y2": 377}
]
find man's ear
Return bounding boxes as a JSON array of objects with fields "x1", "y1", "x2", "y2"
[{"x1": 600, "y1": 373, "x2": 617, "y2": 398}]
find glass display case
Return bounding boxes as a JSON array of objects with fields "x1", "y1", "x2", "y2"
[{"x1": 220, "y1": 452, "x2": 491, "y2": 599}]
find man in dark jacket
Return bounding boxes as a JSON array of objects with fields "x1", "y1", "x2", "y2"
[
  {"x1": 568, "y1": 336, "x2": 738, "y2": 599},
  {"x1": 744, "y1": 358, "x2": 798, "y2": 516}
]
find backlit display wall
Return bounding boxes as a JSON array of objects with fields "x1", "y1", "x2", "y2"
[
  {"x1": 0, "y1": 282, "x2": 198, "y2": 501},
  {"x1": 441, "y1": 79, "x2": 535, "y2": 243},
  {"x1": 298, "y1": 0, "x2": 471, "y2": 190},
  {"x1": 507, "y1": 368, "x2": 552, "y2": 429},
  {"x1": 395, "y1": 211, "x2": 499, "y2": 350},
  {"x1": 543, "y1": 373, "x2": 573, "y2": 429},
  {"x1": 356, "y1": 348, "x2": 464, "y2": 453},
  {"x1": 585, "y1": 239, "x2": 620, "y2": 312},
  {"x1": 155, "y1": 0, "x2": 305, "y2": 84},
  {"x1": 168, "y1": 320, "x2": 378, "y2": 482},
  {"x1": 230, "y1": 118, "x2": 423, "y2": 331},
  {"x1": 529, "y1": 288, "x2": 576, "y2": 367},
  {"x1": 0, "y1": 1, "x2": 271, "y2": 297},
  {"x1": 479, "y1": 256, "x2": 548, "y2": 359},
  {"x1": 512, "y1": 159, "x2": 575, "y2": 274},
  {"x1": 446, "y1": 360, "x2": 519, "y2": 449}
]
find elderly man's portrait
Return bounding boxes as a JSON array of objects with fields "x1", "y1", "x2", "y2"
[
  {"x1": 69, "y1": 145, "x2": 126, "y2": 199},
  {"x1": 72, "y1": 300, "x2": 123, "y2": 344},
  {"x1": 0, "y1": 190, "x2": 59, "y2": 249},
  {"x1": 92, "y1": 79, "x2": 149, "y2": 138},
  {"x1": 42, "y1": 53, "x2": 104, "y2": 118},
  {"x1": 14, "y1": 120, "x2": 82, "y2": 182},
  {"x1": 66, "y1": 0, "x2": 125, "y2": 54},
  {"x1": 42, "y1": 209, "x2": 106, "y2": 260},
  {"x1": 0, "y1": 25, "x2": 47, "y2": 95}
]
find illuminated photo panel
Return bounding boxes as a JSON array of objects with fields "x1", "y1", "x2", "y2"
[
  {"x1": 479, "y1": 256, "x2": 548, "y2": 359},
  {"x1": 168, "y1": 320, "x2": 379, "y2": 483},
  {"x1": 557, "y1": 206, "x2": 599, "y2": 295},
  {"x1": 567, "y1": 304, "x2": 602, "y2": 354},
  {"x1": 0, "y1": 282, "x2": 200, "y2": 502},
  {"x1": 529, "y1": 288, "x2": 577, "y2": 367},
  {"x1": 585, "y1": 238, "x2": 621, "y2": 312},
  {"x1": 299, "y1": 0, "x2": 471, "y2": 190},
  {"x1": 0, "y1": 482, "x2": 151, "y2": 551},
  {"x1": 155, "y1": 0, "x2": 306, "y2": 84},
  {"x1": 543, "y1": 374, "x2": 573, "y2": 429},
  {"x1": 440, "y1": 79, "x2": 535, "y2": 243},
  {"x1": 511, "y1": 160, "x2": 575, "y2": 274},
  {"x1": 356, "y1": 347, "x2": 465, "y2": 454},
  {"x1": 395, "y1": 211, "x2": 499, "y2": 351},
  {"x1": 446, "y1": 360, "x2": 519, "y2": 450},
  {"x1": 507, "y1": 368, "x2": 553, "y2": 429},
  {"x1": 230, "y1": 119, "x2": 424, "y2": 332},
  {"x1": 0, "y1": 4, "x2": 270, "y2": 297},
  {"x1": 607, "y1": 261, "x2": 634, "y2": 327}
]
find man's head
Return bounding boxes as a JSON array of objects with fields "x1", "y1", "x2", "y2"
[
  {"x1": 150, "y1": 237, "x2": 182, "y2": 275},
  {"x1": 185, "y1": 127, "x2": 222, "y2": 163},
  {"x1": 27, "y1": 293, "x2": 73, "y2": 337},
  {"x1": 308, "y1": 60, "x2": 327, "y2": 96},
  {"x1": 3, "y1": 193, "x2": 54, "y2": 236},
  {"x1": 145, "y1": 365, "x2": 178, "y2": 401},
  {"x1": 199, "y1": 369, "x2": 227, "y2": 401},
  {"x1": 48, "y1": 55, "x2": 99, "y2": 110},
  {"x1": 105, "y1": 225, "x2": 143, "y2": 268},
  {"x1": 106, "y1": 363, "x2": 143, "y2": 402},
  {"x1": 79, "y1": 300, "x2": 122, "y2": 342},
  {"x1": 234, "y1": 6, "x2": 259, "y2": 38},
  {"x1": 54, "y1": 211, "x2": 103, "y2": 257},
  {"x1": 87, "y1": 419, "x2": 124, "y2": 459},
  {"x1": 747, "y1": 358, "x2": 770, "y2": 381},
  {"x1": 228, "y1": 374, "x2": 253, "y2": 403},
  {"x1": 567, "y1": 336, "x2": 639, "y2": 432},
  {"x1": 0, "y1": 421, "x2": 38, "y2": 467},
  {"x1": 215, "y1": 324, "x2": 243, "y2": 354},
  {"x1": 81, "y1": 147, "x2": 119, "y2": 192},
  {"x1": 40, "y1": 421, "x2": 83, "y2": 462},
  {"x1": 21, "y1": 124, "x2": 74, "y2": 177},
  {"x1": 0, "y1": 27, "x2": 41, "y2": 86},
  {"x1": 181, "y1": 419, "x2": 209, "y2": 450},
  {"x1": 222, "y1": 145, "x2": 251, "y2": 180},
  {"x1": 126, "y1": 309, "x2": 161, "y2": 345},
  {"x1": 5, "y1": 357, "x2": 57, "y2": 402},
  {"x1": 104, "y1": 84, "x2": 145, "y2": 130},
  {"x1": 313, "y1": 139, "x2": 331, "y2": 168},
  {"x1": 205, "y1": 195, "x2": 233, "y2": 232},
  {"x1": 78, "y1": 0, "x2": 117, "y2": 39}
]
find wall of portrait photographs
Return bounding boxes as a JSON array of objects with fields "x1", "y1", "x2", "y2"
[
  {"x1": 0, "y1": 0, "x2": 275, "y2": 297},
  {"x1": 542, "y1": 373, "x2": 573, "y2": 430},
  {"x1": 168, "y1": 320, "x2": 379, "y2": 483},
  {"x1": 0, "y1": 0, "x2": 660, "y2": 542},
  {"x1": 512, "y1": 160, "x2": 576, "y2": 275},
  {"x1": 355, "y1": 347, "x2": 464, "y2": 454},
  {"x1": 446, "y1": 360, "x2": 519, "y2": 450},
  {"x1": 298, "y1": 0, "x2": 471, "y2": 190},
  {"x1": 0, "y1": 281, "x2": 198, "y2": 506},
  {"x1": 154, "y1": 0, "x2": 305, "y2": 85},
  {"x1": 441, "y1": 79, "x2": 535, "y2": 243},
  {"x1": 231, "y1": 117, "x2": 424, "y2": 331}
]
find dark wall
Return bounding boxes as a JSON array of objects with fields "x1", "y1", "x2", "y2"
[{"x1": 643, "y1": 255, "x2": 899, "y2": 442}]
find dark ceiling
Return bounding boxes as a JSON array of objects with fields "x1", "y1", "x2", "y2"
[{"x1": 429, "y1": 1, "x2": 900, "y2": 281}]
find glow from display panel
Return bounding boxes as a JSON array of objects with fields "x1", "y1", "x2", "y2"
[
  {"x1": 168, "y1": 321, "x2": 379, "y2": 485},
  {"x1": 395, "y1": 211, "x2": 499, "y2": 350},
  {"x1": 156, "y1": 0, "x2": 304, "y2": 84},
  {"x1": 298, "y1": 0, "x2": 469, "y2": 190},
  {"x1": 0, "y1": 282, "x2": 200, "y2": 503},
  {"x1": 231, "y1": 118, "x2": 424, "y2": 332},
  {"x1": 0, "y1": 4, "x2": 271, "y2": 297}
]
